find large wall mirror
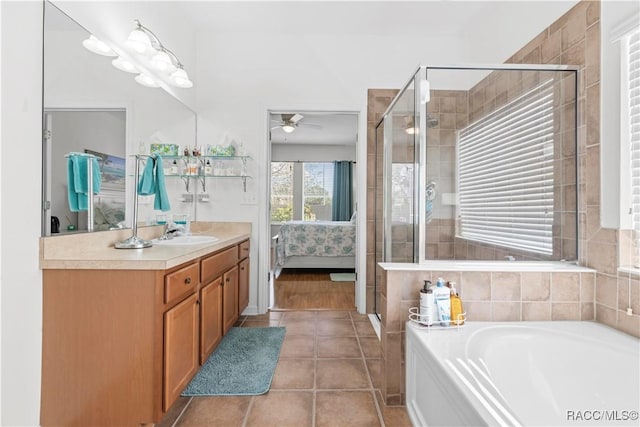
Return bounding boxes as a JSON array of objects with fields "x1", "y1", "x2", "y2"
[{"x1": 42, "y1": 1, "x2": 196, "y2": 236}]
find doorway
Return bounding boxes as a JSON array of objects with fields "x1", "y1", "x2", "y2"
[{"x1": 268, "y1": 110, "x2": 360, "y2": 310}]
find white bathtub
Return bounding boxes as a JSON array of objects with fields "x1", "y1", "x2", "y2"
[{"x1": 406, "y1": 321, "x2": 640, "y2": 426}]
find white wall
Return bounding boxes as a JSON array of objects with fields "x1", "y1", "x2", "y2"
[
  {"x1": 600, "y1": 0, "x2": 640, "y2": 229},
  {"x1": 0, "y1": 2, "x2": 43, "y2": 425}
]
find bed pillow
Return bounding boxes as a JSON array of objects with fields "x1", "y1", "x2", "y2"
[{"x1": 350, "y1": 211, "x2": 357, "y2": 223}]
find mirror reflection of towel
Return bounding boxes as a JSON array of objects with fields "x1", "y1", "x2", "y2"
[
  {"x1": 67, "y1": 154, "x2": 101, "y2": 212},
  {"x1": 137, "y1": 154, "x2": 171, "y2": 212}
]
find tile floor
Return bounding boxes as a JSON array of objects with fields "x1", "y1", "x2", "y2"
[{"x1": 158, "y1": 310, "x2": 412, "y2": 427}]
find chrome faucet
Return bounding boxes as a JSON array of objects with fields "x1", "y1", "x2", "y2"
[
  {"x1": 158, "y1": 223, "x2": 173, "y2": 240},
  {"x1": 504, "y1": 255, "x2": 516, "y2": 261}
]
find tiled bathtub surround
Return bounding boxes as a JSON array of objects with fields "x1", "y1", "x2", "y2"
[{"x1": 378, "y1": 262, "x2": 595, "y2": 405}]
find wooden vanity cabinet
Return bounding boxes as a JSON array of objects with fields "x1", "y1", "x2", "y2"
[
  {"x1": 199, "y1": 276, "x2": 223, "y2": 364},
  {"x1": 238, "y1": 239, "x2": 250, "y2": 314},
  {"x1": 222, "y1": 265, "x2": 239, "y2": 334},
  {"x1": 164, "y1": 292, "x2": 199, "y2": 411},
  {"x1": 41, "y1": 238, "x2": 251, "y2": 427}
]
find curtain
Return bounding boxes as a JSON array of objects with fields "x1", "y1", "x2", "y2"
[{"x1": 332, "y1": 161, "x2": 353, "y2": 221}]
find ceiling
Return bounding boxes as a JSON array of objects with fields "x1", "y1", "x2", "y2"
[{"x1": 270, "y1": 112, "x2": 358, "y2": 145}]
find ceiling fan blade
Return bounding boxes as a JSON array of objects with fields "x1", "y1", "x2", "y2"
[
  {"x1": 271, "y1": 119, "x2": 285, "y2": 124},
  {"x1": 270, "y1": 125, "x2": 283, "y2": 130},
  {"x1": 290, "y1": 113, "x2": 304, "y2": 123},
  {"x1": 299, "y1": 122, "x2": 322, "y2": 129}
]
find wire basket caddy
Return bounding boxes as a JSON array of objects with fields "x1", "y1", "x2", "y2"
[{"x1": 408, "y1": 307, "x2": 467, "y2": 330}]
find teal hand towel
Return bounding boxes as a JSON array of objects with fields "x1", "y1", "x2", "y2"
[
  {"x1": 137, "y1": 154, "x2": 171, "y2": 212},
  {"x1": 67, "y1": 154, "x2": 101, "y2": 212}
]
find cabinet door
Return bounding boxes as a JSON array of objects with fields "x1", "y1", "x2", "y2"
[
  {"x1": 200, "y1": 277, "x2": 223, "y2": 364},
  {"x1": 222, "y1": 265, "x2": 239, "y2": 335},
  {"x1": 238, "y1": 258, "x2": 249, "y2": 314},
  {"x1": 164, "y1": 293, "x2": 199, "y2": 412}
]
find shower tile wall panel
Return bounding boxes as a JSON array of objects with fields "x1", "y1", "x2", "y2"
[
  {"x1": 500, "y1": 0, "x2": 638, "y2": 338},
  {"x1": 371, "y1": 0, "x2": 639, "y2": 408},
  {"x1": 367, "y1": 89, "x2": 399, "y2": 314}
]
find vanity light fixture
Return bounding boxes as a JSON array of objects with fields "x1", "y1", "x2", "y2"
[
  {"x1": 82, "y1": 35, "x2": 117, "y2": 57},
  {"x1": 135, "y1": 73, "x2": 160, "y2": 88},
  {"x1": 82, "y1": 19, "x2": 193, "y2": 89},
  {"x1": 111, "y1": 56, "x2": 138, "y2": 73},
  {"x1": 122, "y1": 19, "x2": 193, "y2": 89}
]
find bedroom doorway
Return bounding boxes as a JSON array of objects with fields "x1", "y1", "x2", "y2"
[{"x1": 268, "y1": 111, "x2": 359, "y2": 310}]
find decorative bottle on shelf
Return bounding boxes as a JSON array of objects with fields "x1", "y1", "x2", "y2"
[
  {"x1": 170, "y1": 160, "x2": 178, "y2": 175},
  {"x1": 419, "y1": 280, "x2": 434, "y2": 326},
  {"x1": 204, "y1": 160, "x2": 212, "y2": 175}
]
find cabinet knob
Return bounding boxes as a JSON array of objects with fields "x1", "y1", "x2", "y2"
[
  {"x1": 226, "y1": 277, "x2": 230, "y2": 282},
  {"x1": 185, "y1": 277, "x2": 192, "y2": 285}
]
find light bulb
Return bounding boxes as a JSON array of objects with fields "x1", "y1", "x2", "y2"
[
  {"x1": 125, "y1": 28, "x2": 153, "y2": 55},
  {"x1": 134, "y1": 73, "x2": 160, "y2": 88},
  {"x1": 405, "y1": 127, "x2": 416, "y2": 135},
  {"x1": 169, "y1": 68, "x2": 193, "y2": 88},
  {"x1": 282, "y1": 125, "x2": 295, "y2": 133},
  {"x1": 111, "y1": 57, "x2": 138, "y2": 74},
  {"x1": 150, "y1": 50, "x2": 175, "y2": 73},
  {"x1": 82, "y1": 35, "x2": 117, "y2": 57}
]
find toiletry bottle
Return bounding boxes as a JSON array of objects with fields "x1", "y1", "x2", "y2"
[
  {"x1": 434, "y1": 277, "x2": 451, "y2": 326},
  {"x1": 419, "y1": 280, "x2": 434, "y2": 326},
  {"x1": 205, "y1": 160, "x2": 212, "y2": 175},
  {"x1": 170, "y1": 160, "x2": 178, "y2": 175},
  {"x1": 448, "y1": 281, "x2": 464, "y2": 325}
]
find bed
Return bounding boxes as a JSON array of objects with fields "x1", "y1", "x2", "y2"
[{"x1": 275, "y1": 220, "x2": 356, "y2": 270}]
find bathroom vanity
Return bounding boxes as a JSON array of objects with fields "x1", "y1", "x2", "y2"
[{"x1": 39, "y1": 222, "x2": 250, "y2": 426}]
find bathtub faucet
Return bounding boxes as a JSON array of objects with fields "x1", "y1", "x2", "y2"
[{"x1": 504, "y1": 255, "x2": 516, "y2": 261}]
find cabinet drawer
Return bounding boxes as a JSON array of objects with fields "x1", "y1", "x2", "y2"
[
  {"x1": 201, "y1": 246, "x2": 238, "y2": 284},
  {"x1": 165, "y1": 262, "x2": 199, "y2": 306},
  {"x1": 238, "y1": 240, "x2": 250, "y2": 260}
]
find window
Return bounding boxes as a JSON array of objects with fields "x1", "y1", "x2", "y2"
[
  {"x1": 270, "y1": 161, "x2": 334, "y2": 222},
  {"x1": 270, "y1": 162, "x2": 294, "y2": 222},
  {"x1": 628, "y1": 31, "x2": 640, "y2": 240},
  {"x1": 303, "y1": 162, "x2": 334, "y2": 221},
  {"x1": 457, "y1": 78, "x2": 555, "y2": 255}
]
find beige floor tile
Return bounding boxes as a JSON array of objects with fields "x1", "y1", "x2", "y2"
[
  {"x1": 271, "y1": 359, "x2": 315, "y2": 389},
  {"x1": 280, "y1": 319, "x2": 317, "y2": 335},
  {"x1": 317, "y1": 319, "x2": 356, "y2": 336},
  {"x1": 280, "y1": 335, "x2": 315, "y2": 358},
  {"x1": 316, "y1": 359, "x2": 370, "y2": 389},
  {"x1": 316, "y1": 310, "x2": 352, "y2": 319},
  {"x1": 375, "y1": 390, "x2": 413, "y2": 427},
  {"x1": 246, "y1": 311, "x2": 284, "y2": 321},
  {"x1": 354, "y1": 320, "x2": 377, "y2": 336},
  {"x1": 350, "y1": 312, "x2": 370, "y2": 321},
  {"x1": 175, "y1": 396, "x2": 251, "y2": 427},
  {"x1": 156, "y1": 396, "x2": 190, "y2": 427},
  {"x1": 365, "y1": 358, "x2": 382, "y2": 389},
  {"x1": 317, "y1": 336, "x2": 362, "y2": 358},
  {"x1": 316, "y1": 391, "x2": 382, "y2": 427},
  {"x1": 245, "y1": 391, "x2": 313, "y2": 427},
  {"x1": 359, "y1": 336, "x2": 382, "y2": 358},
  {"x1": 281, "y1": 311, "x2": 317, "y2": 321}
]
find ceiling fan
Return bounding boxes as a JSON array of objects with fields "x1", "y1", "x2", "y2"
[{"x1": 271, "y1": 113, "x2": 322, "y2": 133}]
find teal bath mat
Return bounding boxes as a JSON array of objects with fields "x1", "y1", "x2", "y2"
[{"x1": 182, "y1": 327, "x2": 285, "y2": 396}]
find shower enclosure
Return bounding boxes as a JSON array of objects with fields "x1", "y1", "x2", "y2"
[{"x1": 374, "y1": 64, "x2": 579, "y2": 319}]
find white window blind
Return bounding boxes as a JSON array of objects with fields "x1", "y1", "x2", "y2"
[
  {"x1": 629, "y1": 31, "x2": 640, "y2": 239},
  {"x1": 457, "y1": 79, "x2": 555, "y2": 255}
]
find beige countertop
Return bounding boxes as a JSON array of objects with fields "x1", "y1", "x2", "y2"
[{"x1": 40, "y1": 222, "x2": 251, "y2": 270}]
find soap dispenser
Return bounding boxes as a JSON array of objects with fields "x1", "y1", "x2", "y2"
[{"x1": 419, "y1": 280, "x2": 434, "y2": 326}]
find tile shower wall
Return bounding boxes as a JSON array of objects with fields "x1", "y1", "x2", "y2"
[
  {"x1": 367, "y1": 89, "x2": 399, "y2": 314},
  {"x1": 499, "y1": 0, "x2": 639, "y2": 337},
  {"x1": 367, "y1": 0, "x2": 640, "y2": 407}
]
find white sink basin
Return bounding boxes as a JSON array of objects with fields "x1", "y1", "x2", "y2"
[{"x1": 153, "y1": 235, "x2": 219, "y2": 246}]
